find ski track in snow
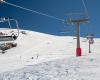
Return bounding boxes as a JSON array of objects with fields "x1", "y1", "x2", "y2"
[{"x1": 0, "y1": 56, "x2": 100, "y2": 80}]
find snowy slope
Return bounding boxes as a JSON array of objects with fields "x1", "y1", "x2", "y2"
[
  {"x1": 0, "y1": 29, "x2": 100, "y2": 80},
  {"x1": 0, "y1": 56, "x2": 100, "y2": 80}
]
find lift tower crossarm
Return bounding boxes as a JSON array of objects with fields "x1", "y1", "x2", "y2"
[{"x1": 69, "y1": 19, "x2": 89, "y2": 23}]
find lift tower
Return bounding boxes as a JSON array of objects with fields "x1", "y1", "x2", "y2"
[{"x1": 67, "y1": 18, "x2": 89, "y2": 56}]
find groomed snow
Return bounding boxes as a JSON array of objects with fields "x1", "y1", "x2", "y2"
[{"x1": 0, "y1": 29, "x2": 100, "y2": 80}]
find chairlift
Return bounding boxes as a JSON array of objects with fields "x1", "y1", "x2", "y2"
[
  {"x1": 86, "y1": 33, "x2": 94, "y2": 40},
  {"x1": 0, "y1": 17, "x2": 19, "y2": 41}
]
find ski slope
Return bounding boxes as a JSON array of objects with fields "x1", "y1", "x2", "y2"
[{"x1": 0, "y1": 29, "x2": 100, "y2": 80}]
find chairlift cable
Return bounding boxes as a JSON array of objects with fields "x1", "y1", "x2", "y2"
[
  {"x1": 81, "y1": 0, "x2": 89, "y2": 18},
  {"x1": 3, "y1": 1, "x2": 65, "y2": 22}
]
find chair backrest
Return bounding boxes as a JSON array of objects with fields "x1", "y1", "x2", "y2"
[{"x1": 0, "y1": 35, "x2": 17, "y2": 41}]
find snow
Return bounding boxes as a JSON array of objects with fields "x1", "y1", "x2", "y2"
[{"x1": 0, "y1": 29, "x2": 100, "y2": 80}]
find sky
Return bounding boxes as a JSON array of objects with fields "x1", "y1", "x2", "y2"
[{"x1": 0, "y1": 0, "x2": 100, "y2": 37}]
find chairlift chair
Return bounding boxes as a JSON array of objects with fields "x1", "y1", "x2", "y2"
[{"x1": 0, "y1": 17, "x2": 19, "y2": 41}]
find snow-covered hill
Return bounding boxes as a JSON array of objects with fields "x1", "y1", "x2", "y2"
[{"x1": 0, "y1": 29, "x2": 100, "y2": 80}]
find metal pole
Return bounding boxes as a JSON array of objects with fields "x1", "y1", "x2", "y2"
[
  {"x1": 10, "y1": 19, "x2": 19, "y2": 37},
  {"x1": 76, "y1": 22, "x2": 81, "y2": 56},
  {"x1": 89, "y1": 41, "x2": 91, "y2": 53},
  {"x1": 77, "y1": 22, "x2": 80, "y2": 48}
]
